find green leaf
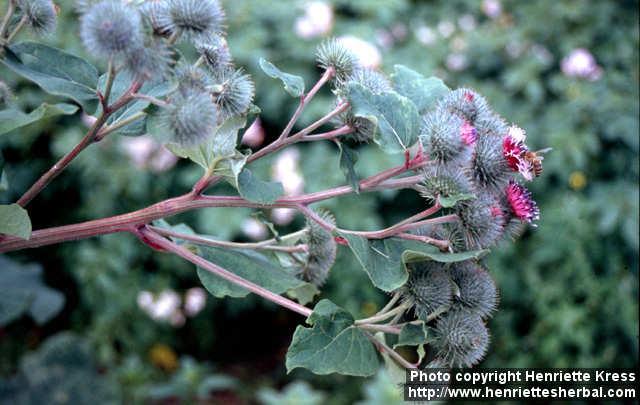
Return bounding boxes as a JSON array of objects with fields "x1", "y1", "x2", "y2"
[
  {"x1": 337, "y1": 142, "x2": 360, "y2": 192},
  {"x1": 0, "y1": 256, "x2": 65, "y2": 326},
  {"x1": 438, "y1": 192, "x2": 475, "y2": 208},
  {"x1": 0, "y1": 203, "x2": 32, "y2": 239},
  {"x1": 259, "y1": 58, "x2": 305, "y2": 97},
  {"x1": 286, "y1": 283, "x2": 320, "y2": 306},
  {"x1": 391, "y1": 65, "x2": 450, "y2": 114},
  {"x1": 402, "y1": 246, "x2": 489, "y2": 264},
  {"x1": 237, "y1": 168, "x2": 284, "y2": 205},
  {"x1": 338, "y1": 233, "x2": 409, "y2": 292},
  {"x1": 340, "y1": 233, "x2": 488, "y2": 291},
  {"x1": 346, "y1": 82, "x2": 421, "y2": 154},
  {"x1": 196, "y1": 246, "x2": 307, "y2": 298},
  {"x1": 2, "y1": 42, "x2": 99, "y2": 111},
  {"x1": 286, "y1": 299, "x2": 379, "y2": 376},
  {"x1": 0, "y1": 103, "x2": 78, "y2": 135},
  {"x1": 394, "y1": 322, "x2": 429, "y2": 348}
]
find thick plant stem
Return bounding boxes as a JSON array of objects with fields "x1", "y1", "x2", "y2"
[
  {"x1": 397, "y1": 232, "x2": 450, "y2": 251},
  {"x1": 278, "y1": 66, "x2": 335, "y2": 141},
  {"x1": 102, "y1": 59, "x2": 116, "y2": 107},
  {"x1": 0, "y1": 1, "x2": 16, "y2": 40},
  {"x1": 138, "y1": 228, "x2": 313, "y2": 317},
  {"x1": 4, "y1": 14, "x2": 26, "y2": 43},
  {"x1": 15, "y1": 80, "x2": 143, "y2": 207},
  {"x1": 376, "y1": 291, "x2": 402, "y2": 316},
  {"x1": 0, "y1": 176, "x2": 421, "y2": 253}
]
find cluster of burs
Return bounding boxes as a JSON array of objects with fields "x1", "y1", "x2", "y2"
[
  {"x1": 76, "y1": 0, "x2": 254, "y2": 146},
  {"x1": 312, "y1": 37, "x2": 545, "y2": 367},
  {"x1": 406, "y1": 87, "x2": 544, "y2": 368}
]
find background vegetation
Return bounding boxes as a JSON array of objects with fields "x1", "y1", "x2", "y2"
[{"x1": 1, "y1": 0, "x2": 638, "y2": 403}]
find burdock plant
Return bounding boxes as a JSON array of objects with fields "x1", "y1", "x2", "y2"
[{"x1": 0, "y1": 0, "x2": 548, "y2": 383}]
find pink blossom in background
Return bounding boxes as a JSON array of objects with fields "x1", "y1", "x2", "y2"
[
  {"x1": 184, "y1": 287, "x2": 207, "y2": 317},
  {"x1": 561, "y1": 48, "x2": 603, "y2": 81},
  {"x1": 415, "y1": 26, "x2": 437, "y2": 46},
  {"x1": 241, "y1": 217, "x2": 269, "y2": 240},
  {"x1": 482, "y1": 0, "x2": 502, "y2": 19},
  {"x1": 242, "y1": 118, "x2": 265, "y2": 148},
  {"x1": 294, "y1": 1, "x2": 333, "y2": 39},
  {"x1": 337, "y1": 35, "x2": 381, "y2": 68},
  {"x1": 137, "y1": 290, "x2": 184, "y2": 327},
  {"x1": 120, "y1": 135, "x2": 178, "y2": 173},
  {"x1": 271, "y1": 148, "x2": 304, "y2": 225}
]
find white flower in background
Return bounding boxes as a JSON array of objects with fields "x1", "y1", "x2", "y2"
[
  {"x1": 561, "y1": 48, "x2": 603, "y2": 81},
  {"x1": 241, "y1": 217, "x2": 269, "y2": 240},
  {"x1": 437, "y1": 20, "x2": 455, "y2": 38},
  {"x1": 375, "y1": 29, "x2": 394, "y2": 49},
  {"x1": 271, "y1": 148, "x2": 304, "y2": 225},
  {"x1": 505, "y1": 40, "x2": 526, "y2": 59},
  {"x1": 458, "y1": 14, "x2": 477, "y2": 32},
  {"x1": 451, "y1": 36, "x2": 468, "y2": 52},
  {"x1": 121, "y1": 135, "x2": 178, "y2": 173},
  {"x1": 242, "y1": 118, "x2": 265, "y2": 148},
  {"x1": 137, "y1": 290, "x2": 183, "y2": 326},
  {"x1": 294, "y1": 1, "x2": 333, "y2": 39},
  {"x1": 446, "y1": 53, "x2": 468, "y2": 72},
  {"x1": 81, "y1": 113, "x2": 98, "y2": 128},
  {"x1": 337, "y1": 35, "x2": 381, "y2": 68},
  {"x1": 415, "y1": 26, "x2": 437, "y2": 46},
  {"x1": 482, "y1": 0, "x2": 502, "y2": 19},
  {"x1": 184, "y1": 287, "x2": 207, "y2": 317}
]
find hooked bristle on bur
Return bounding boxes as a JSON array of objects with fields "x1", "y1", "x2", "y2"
[
  {"x1": 196, "y1": 35, "x2": 233, "y2": 75},
  {"x1": 470, "y1": 134, "x2": 511, "y2": 191},
  {"x1": 80, "y1": 0, "x2": 144, "y2": 59},
  {"x1": 439, "y1": 88, "x2": 490, "y2": 124},
  {"x1": 449, "y1": 261, "x2": 498, "y2": 319},
  {"x1": 402, "y1": 262, "x2": 453, "y2": 321},
  {"x1": 421, "y1": 108, "x2": 469, "y2": 163},
  {"x1": 433, "y1": 310, "x2": 490, "y2": 368},
  {"x1": 418, "y1": 163, "x2": 475, "y2": 204},
  {"x1": 316, "y1": 38, "x2": 359, "y2": 84},
  {"x1": 174, "y1": 64, "x2": 212, "y2": 96},
  {"x1": 124, "y1": 38, "x2": 173, "y2": 81},
  {"x1": 298, "y1": 210, "x2": 337, "y2": 287},
  {"x1": 475, "y1": 111, "x2": 508, "y2": 139},
  {"x1": 16, "y1": 0, "x2": 57, "y2": 35},
  {"x1": 455, "y1": 194, "x2": 505, "y2": 249},
  {"x1": 347, "y1": 68, "x2": 392, "y2": 94},
  {"x1": 139, "y1": 0, "x2": 173, "y2": 37},
  {"x1": 213, "y1": 68, "x2": 255, "y2": 119},
  {"x1": 166, "y1": 0, "x2": 225, "y2": 41},
  {"x1": 162, "y1": 91, "x2": 218, "y2": 146}
]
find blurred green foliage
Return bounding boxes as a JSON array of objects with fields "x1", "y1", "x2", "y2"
[{"x1": 0, "y1": 0, "x2": 638, "y2": 403}]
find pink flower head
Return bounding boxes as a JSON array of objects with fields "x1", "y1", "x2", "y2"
[
  {"x1": 490, "y1": 205, "x2": 504, "y2": 218},
  {"x1": 460, "y1": 121, "x2": 478, "y2": 145},
  {"x1": 506, "y1": 181, "x2": 539, "y2": 223},
  {"x1": 464, "y1": 91, "x2": 474, "y2": 102},
  {"x1": 502, "y1": 135, "x2": 527, "y2": 172}
]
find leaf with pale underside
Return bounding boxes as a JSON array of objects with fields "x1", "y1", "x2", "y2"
[
  {"x1": 259, "y1": 58, "x2": 305, "y2": 97},
  {"x1": 286, "y1": 299, "x2": 379, "y2": 376}
]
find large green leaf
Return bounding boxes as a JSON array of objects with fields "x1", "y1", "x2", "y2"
[
  {"x1": 394, "y1": 322, "x2": 430, "y2": 348},
  {"x1": 196, "y1": 246, "x2": 307, "y2": 298},
  {"x1": 346, "y1": 82, "x2": 421, "y2": 154},
  {"x1": 259, "y1": 58, "x2": 305, "y2": 97},
  {"x1": 337, "y1": 142, "x2": 360, "y2": 192},
  {"x1": 286, "y1": 299, "x2": 379, "y2": 376},
  {"x1": 391, "y1": 65, "x2": 449, "y2": 114},
  {"x1": 236, "y1": 168, "x2": 284, "y2": 205},
  {"x1": 0, "y1": 257, "x2": 65, "y2": 326},
  {"x1": 0, "y1": 203, "x2": 32, "y2": 239},
  {"x1": 2, "y1": 42, "x2": 99, "y2": 111},
  {"x1": 0, "y1": 103, "x2": 78, "y2": 135},
  {"x1": 339, "y1": 233, "x2": 488, "y2": 292}
]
